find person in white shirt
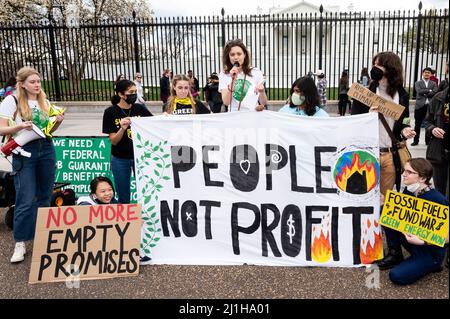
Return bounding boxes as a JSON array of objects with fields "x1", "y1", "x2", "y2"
[
  {"x1": 0, "y1": 67, "x2": 64, "y2": 264},
  {"x1": 219, "y1": 39, "x2": 267, "y2": 112},
  {"x1": 351, "y1": 52, "x2": 416, "y2": 196},
  {"x1": 133, "y1": 72, "x2": 146, "y2": 105}
]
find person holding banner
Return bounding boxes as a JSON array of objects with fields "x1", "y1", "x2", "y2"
[
  {"x1": 219, "y1": 39, "x2": 267, "y2": 112},
  {"x1": 103, "y1": 79, "x2": 153, "y2": 204},
  {"x1": 0, "y1": 66, "x2": 64, "y2": 263},
  {"x1": 279, "y1": 76, "x2": 329, "y2": 117},
  {"x1": 351, "y1": 51, "x2": 416, "y2": 195},
  {"x1": 77, "y1": 176, "x2": 118, "y2": 205},
  {"x1": 375, "y1": 158, "x2": 448, "y2": 285},
  {"x1": 165, "y1": 74, "x2": 210, "y2": 115}
]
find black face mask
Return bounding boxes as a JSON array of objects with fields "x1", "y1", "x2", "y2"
[
  {"x1": 370, "y1": 66, "x2": 384, "y2": 82},
  {"x1": 125, "y1": 93, "x2": 137, "y2": 105}
]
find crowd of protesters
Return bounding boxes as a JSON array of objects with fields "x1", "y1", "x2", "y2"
[{"x1": 0, "y1": 40, "x2": 448, "y2": 283}]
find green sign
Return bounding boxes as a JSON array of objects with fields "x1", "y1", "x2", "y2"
[{"x1": 53, "y1": 137, "x2": 137, "y2": 202}]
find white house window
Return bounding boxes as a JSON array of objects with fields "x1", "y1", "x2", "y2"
[
  {"x1": 373, "y1": 32, "x2": 379, "y2": 45},
  {"x1": 358, "y1": 33, "x2": 364, "y2": 45},
  {"x1": 283, "y1": 34, "x2": 289, "y2": 53}
]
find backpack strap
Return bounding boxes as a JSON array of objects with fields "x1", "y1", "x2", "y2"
[
  {"x1": 1, "y1": 95, "x2": 19, "y2": 144},
  {"x1": 12, "y1": 95, "x2": 18, "y2": 121},
  {"x1": 378, "y1": 113, "x2": 400, "y2": 148}
]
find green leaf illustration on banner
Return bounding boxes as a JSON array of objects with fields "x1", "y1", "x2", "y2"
[
  {"x1": 134, "y1": 135, "x2": 171, "y2": 255},
  {"x1": 232, "y1": 78, "x2": 251, "y2": 102}
]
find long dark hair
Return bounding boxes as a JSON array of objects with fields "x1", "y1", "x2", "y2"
[
  {"x1": 222, "y1": 39, "x2": 252, "y2": 76},
  {"x1": 372, "y1": 52, "x2": 404, "y2": 98},
  {"x1": 289, "y1": 76, "x2": 320, "y2": 116},
  {"x1": 339, "y1": 71, "x2": 349, "y2": 86},
  {"x1": 111, "y1": 79, "x2": 135, "y2": 105},
  {"x1": 360, "y1": 67, "x2": 369, "y2": 78}
]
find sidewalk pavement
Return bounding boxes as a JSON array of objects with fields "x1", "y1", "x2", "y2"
[{"x1": 0, "y1": 108, "x2": 447, "y2": 299}]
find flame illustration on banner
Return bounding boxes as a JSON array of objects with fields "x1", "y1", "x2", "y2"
[
  {"x1": 311, "y1": 228, "x2": 332, "y2": 263},
  {"x1": 334, "y1": 151, "x2": 380, "y2": 194},
  {"x1": 360, "y1": 217, "x2": 383, "y2": 264}
]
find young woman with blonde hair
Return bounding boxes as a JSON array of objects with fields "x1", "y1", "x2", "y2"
[
  {"x1": 0, "y1": 66, "x2": 64, "y2": 263},
  {"x1": 165, "y1": 74, "x2": 210, "y2": 115}
]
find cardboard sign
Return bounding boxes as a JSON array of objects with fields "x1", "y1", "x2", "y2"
[
  {"x1": 348, "y1": 82, "x2": 405, "y2": 120},
  {"x1": 381, "y1": 190, "x2": 449, "y2": 247},
  {"x1": 29, "y1": 204, "x2": 142, "y2": 284}
]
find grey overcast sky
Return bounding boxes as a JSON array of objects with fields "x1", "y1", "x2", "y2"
[{"x1": 151, "y1": 0, "x2": 449, "y2": 17}]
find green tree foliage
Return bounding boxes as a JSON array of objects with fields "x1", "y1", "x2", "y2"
[
  {"x1": 0, "y1": 0, "x2": 153, "y2": 96},
  {"x1": 401, "y1": 9, "x2": 449, "y2": 54}
]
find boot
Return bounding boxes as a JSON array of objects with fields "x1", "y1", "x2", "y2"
[{"x1": 374, "y1": 248, "x2": 404, "y2": 270}]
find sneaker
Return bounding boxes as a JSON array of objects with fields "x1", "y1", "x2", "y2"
[
  {"x1": 10, "y1": 242, "x2": 26, "y2": 263},
  {"x1": 411, "y1": 141, "x2": 419, "y2": 146},
  {"x1": 139, "y1": 255, "x2": 152, "y2": 266}
]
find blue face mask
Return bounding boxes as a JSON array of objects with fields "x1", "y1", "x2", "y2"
[{"x1": 291, "y1": 93, "x2": 305, "y2": 106}]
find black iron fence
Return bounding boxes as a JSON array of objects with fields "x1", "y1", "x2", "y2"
[{"x1": 0, "y1": 3, "x2": 448, "y2": 102}]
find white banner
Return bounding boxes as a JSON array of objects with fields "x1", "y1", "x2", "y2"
[{"x1": 132, "y1": 112, "x2": 383, "y2": 267}]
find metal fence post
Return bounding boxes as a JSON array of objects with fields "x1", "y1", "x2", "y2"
[
  {"x1": 48, "y1": 11, "x2": 62, "y2": 101},
  {"x1": 133, "y1": 11, "x2": 140, "y2": 73},
  {"x1": 319, "y1": 5, "x2": 324, "y2": 70},
  {"x1": 221, "y1": 8, "x2": 226, "y2": 47},
  {"x1": 413, "y1": 1, "x2": 423, "y2": 98}
]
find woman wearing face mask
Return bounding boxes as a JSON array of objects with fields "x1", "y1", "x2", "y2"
[
  {"x1": 165, "y1": 74, "x2": 210, "y2": 115},
  {"x1": 77, "y1": 176, "x2": 118, "y2": 205},
  {"x1": 374, "y1": 158, "x2": 448, "y2": 285},
  {"x1": 352, "y1": 52, "x2": 416, "y2": 196},
  {"x1": 279, "y1": 76, "x2": 329, "y2": 117},
  {"x1": 102, "y1": 80, "x2": 153, "y2": 204}
]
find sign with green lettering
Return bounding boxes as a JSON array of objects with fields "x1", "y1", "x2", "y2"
[
  {"x1": 53, "y1": 137, "x2": 136, "y2": 202},
  {"x1": 381, "y1": 190, "x2": 449, "y2": 247}
]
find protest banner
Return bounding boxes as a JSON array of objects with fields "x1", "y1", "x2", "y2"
[
  {"x1": 29, "y1": 204, "x2": 141, "y2": 284},
  {"x1": 381, "y1": 190, "x2": 449, "y2": 247},
  {"x1": 347, "y1": 82, "x2": 405, "y2": 120},
  {"x1": 53, "y1": 137, "x2": 137, "y2": 200},
  {"x1": 132, "y1": 112, "x2": 383, "y2": 267}
]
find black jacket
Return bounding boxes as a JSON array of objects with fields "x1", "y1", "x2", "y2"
[
  {"x1": 351, "y1": 81, "x2": 411, "y2": 190},
  {"x1": 425, "y1": 87, "x2": 449, "y2": 159}
]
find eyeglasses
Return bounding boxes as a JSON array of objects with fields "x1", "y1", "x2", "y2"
[
  {"x1": 136, "y1": 76, "x2": 142, "y2": 79},
  {"x1": 402, "y1": 169, "x2": 419, "y2": 176}
]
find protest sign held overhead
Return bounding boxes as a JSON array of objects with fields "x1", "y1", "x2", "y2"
[
  {"x1": 29, "y1": 204, "x2": 142, "y2": 284},
  {"x1": 132, "y1": 112, "x2": 383, "y2": 267}
]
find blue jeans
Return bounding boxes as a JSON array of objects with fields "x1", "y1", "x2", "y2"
[
  {"x1": 111, "y1": 155, "x2": 134, "y2": 204},
  {"x1": 384, "y1": 227, "x2": 446, "y2": 285},
  {"x1": 11, "y1": 139, "x2": 55, "y2": 242}
]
